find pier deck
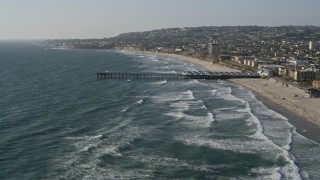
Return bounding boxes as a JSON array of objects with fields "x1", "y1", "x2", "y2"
[{"x1": 97, "y1": 71, "x2": 261, "y2": 80}]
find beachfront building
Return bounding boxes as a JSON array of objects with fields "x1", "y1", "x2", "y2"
[
  {"x1": 291, "y1": 69, "x2": 320, "y2": 82},
  {"x1": 243, "y1": 58, "x2": 269, "y2": 68},
  {"x1": 287, "y1": 58, "x2": 310, "y2": 67},
  {"x1": 212, "y1": 41, "x2": 219, "y2": 56},
  {"x1": 232, "y1": 56, "x2": 244, "y2": 64},
  {"x1": 220, "y1": 55, "x2": 232, "y2": 61},
  {"x1": 208, "y1": 43, "x2": 213, "y2": 57},
  {"x1": 175, "y1": 48, "x2": 182, "y2": 52},
  {"x1": 257, "y1": 65, "x2": 284, "y2": 77},
  {"x1": 278, "y1": 67, "x2": 289, "y2": 77},
  {"x1": 208, "y1": 41, "x2": 219, "y2": 60},
  {"x1": 313, "y1": 80, "x2": 320, "y2": 89},
  {"x1": 309, "y1": 41, "x2": 319, "y2": 50}
]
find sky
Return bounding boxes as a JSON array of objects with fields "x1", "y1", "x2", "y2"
[{"x1": 0, "y1": 0, "x2": 320, "y2": 40}]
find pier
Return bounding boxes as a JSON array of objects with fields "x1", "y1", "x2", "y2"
[{"x1": 97, "y1": 71, "x2": 261, "y2": 80}]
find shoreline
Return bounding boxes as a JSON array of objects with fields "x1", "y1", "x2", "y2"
[
  {"x1": 252, "y1": 90, "x2": 320, "y2": 143},
  {"x1": 139, "y1": 51, "x2": 320, "y2": 143}
]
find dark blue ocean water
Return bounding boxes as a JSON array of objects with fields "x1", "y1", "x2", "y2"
[{"x1": 0, "y1": 41, "x2": 320, "y2": 179}]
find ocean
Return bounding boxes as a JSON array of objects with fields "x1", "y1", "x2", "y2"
[{"x1": 0, "y1": 41, "x2": 319, "y2": 179}]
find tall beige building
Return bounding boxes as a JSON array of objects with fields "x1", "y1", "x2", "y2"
[
  {"x1": 208, "y1": 41, "x2": 219, "y2": 58},
  {"x1": 309, "y1": 41, "x2": 319, "y2": 50},
  {"x1": 208, "y1": 43, "x2": 213, "y2": 57},
  {"x1": 212, "y1": 41, "x2": 219, "y2": 56}
]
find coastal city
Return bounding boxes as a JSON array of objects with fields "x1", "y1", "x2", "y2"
[
  {"x1": 3, "y1": 0, "x2": 320, "y2": 178},
  {"x1": 45, "y1": 26, "x2": 320, "y2": 95}
]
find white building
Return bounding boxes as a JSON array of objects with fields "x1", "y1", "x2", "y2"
[
  {"x1": 309, "y1": 41, "x2": 319, "y2": 50},
  {"x1": 212, "y1": 41, "x2": 219, "y2": 56},
  {"x1": 208, "y1": 41, "x2": 219, "y2": 58},
  {"x1": 258, "y1": 65, "x2": 284, "y2": 77},
  {"x1": 287, "y1": 58, "x2": 309, "y2": 66},
  {"x1": 208, "y1": 43, "x2": 213, "y2": 57}
]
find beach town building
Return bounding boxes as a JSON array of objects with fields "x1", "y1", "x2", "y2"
[
  {"x1": 219, "y1": 55, "x2": 232, "y2": 61},
  {"x1": 212, "y1": 41, "x2": 219, "y2": 56},
  {"x1": 258, "y1": 65, "x2": 284, "y2": 77},
  {"x1": 175, "y1": 48, "x2": 182, "y2": 52},
  {"x1": 232, "y1": 56, "x2": 255, "y2": 65},
  {"x1": 208, "y1": 43, "x2": 213, "y2": 57},
  {"x1": 287, "y1": 58, "x2": 310, "y2": 67},
  {"x1": 208, "y1": 41, "x2": 219, "y2": 58},
  {"x1": 313, "y1": 80, "x2": 320, "y2": 89},
  {"x1": 278, "y1": 67, "x2": 289, "y2": 77},
  {"x1": 290, "y1": 69, "x2": 320, "y2": 82},
  {"x1": 309, "y1": 41, "x2": 319, "y2": 50},
  {"x1": 245, "y1": 60, "x2": 270, "y2": 68}
]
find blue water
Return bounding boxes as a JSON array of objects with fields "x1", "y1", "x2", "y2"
[{"x1": 0, "y1": 41, "x2": 320, "y2": 179}]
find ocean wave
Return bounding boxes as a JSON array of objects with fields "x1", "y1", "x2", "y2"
[
  {"x1": 122, "y1": 106, "x2": 129, "y2": 112},
  {"x1": 136, "y1": 99, "x2": 144, "y2": 104},
  {"x1": 147, "y1": 57, "x2": 160, "y2": 62},
  {"x1": 65, "y1": 134, "x2": 102, "y2": 141},
  {"x1": 130, "y1": 153, "x2": 235, "y2": 177},
  {"x1": 61, "y1": 125, "x2": 148, "y2": 179},
  {"x1": 183, "y1": 90, "x2": 195, "y2": 100},
  {"x1": 164, "y1": 112, "x2": 185, "y2": 120},
  {"x1": 150, "y1": 80, "x2": 167, "y2": 85},
  {"x1": 210, "y1": 89, "x2": 217, "y2": 96},
  {"x1": 173, "y1": 134, "x2": 298, "y2": 180},
  {"x1": 215, "y1": 87, "x2": 246, "y2": 103},
  {"x1": 150, "y1": 90, "x2": 195, "y2": 103},
  {"x1": 180, "y1": 112, "x2": 215, "y2": 128},
  {"x1": 244, "y1": 102, "x2": 301, "y2": 179},
  {"x1": 249, "y1": 167, "x2": 281, "y2": 179}
]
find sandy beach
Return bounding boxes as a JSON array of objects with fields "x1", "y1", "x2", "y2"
[{"x1": 159, "y1": 53, "x2": 320, "y2": 142}]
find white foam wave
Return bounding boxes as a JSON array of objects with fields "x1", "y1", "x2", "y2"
[
  {"x1": 131, "y1": 153, "x2": 233, "y2": 175},
  {"x1": 133, "y1": 55, "x2": 145, "y2": 58},
  {"x1": 183, "y1": 90, "x2": 195, "y2": 100},
  {"x1": 243, "y1": 103, "x2": 301, "y2": 179},
  {"x1": 150, "y1": 80, "x2": 167, "y2": 85},
  {"x1": 169, "y1": 101, "x2": 190, "y2": 112},
  {"x1": 66, "y1": 134, "x2": 102, "y2": 152},
  {"x1": 150, "y1": 58, "x2": 160, "y2": 62},
  {"x1": 250, "y1": 167, "x2": 281, "y2": 179},
  {"x1": 151, "y1": 95, "x2": 181, "y2": 102},
  {"x1": 122, "y1": 106, "x2": 129, "y2": 112},
  {"x1": 216, "y1": 87, "x2": 246, "y2": 103},
  {"x1": 181, "y1": 112, "x2": 215, "y2": 128},
  {"x1": 65, "y1": 134, "x2": 102, "y2": 141},
  {"x1": 176, "y1": 95, "x2": 301, "y2": 179},
  {"x1": 213, "y1": 110, "x2": 245, "y2": 121},
  {"x1": 151, "y1": 90, "x2": 195, "y2": 103},
  {"x1": 136, "y1": 99, "x2": 144, "y2": 104},
  {"x1": 102, "y1": 145, "x2": 122, "y2": 157},
  {"x1": 61, "y1": 124, "x2": 148, "y2": 179},
  {"x1": 211, "y1": 89, "x2": 217, "y2": 96},
  {"x1": 186, "y1": 79, "x2": 200, "y2": 85},
  {"x1": 164, "y1": 112, "x2": 185, "y2": 120}
]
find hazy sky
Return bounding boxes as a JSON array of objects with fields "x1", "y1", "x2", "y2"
[{"x1": 1, "y1": 0, "x2": 320, "y2": 39}]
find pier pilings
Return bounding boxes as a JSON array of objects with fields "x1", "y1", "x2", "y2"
[{"x1": 97, "y1": 72, "x2": 261, "y2": 80}]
